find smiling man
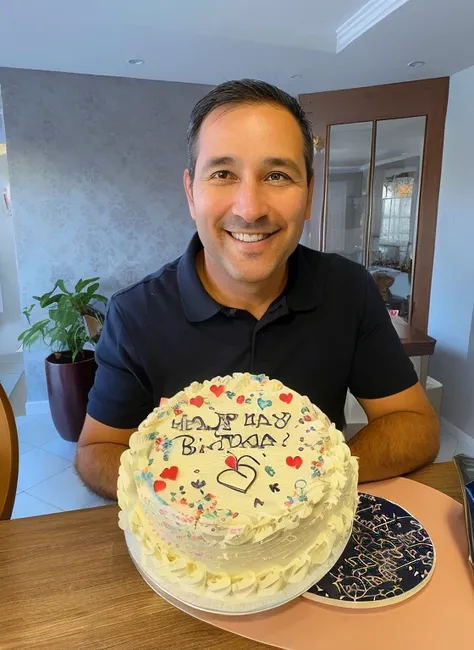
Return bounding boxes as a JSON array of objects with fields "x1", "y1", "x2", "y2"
[{"x1": 76, "y1": 80, "x2": 439, "y2": 500}]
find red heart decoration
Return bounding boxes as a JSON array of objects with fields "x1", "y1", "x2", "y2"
[
  {"x1": 153, "y1": 480, "x2": 167, "y2": 492},
  {"x1": 190, "y1": 396, "x2": 204, "y2": 408},
  {"x1": 237, "y1": 395, "x2": 245, "y2": 404},
  {"x1": 210, "y1": 384, "x2": 225, "y2": 398},
  {"x1": 279, "y1": 393, "x2": 293, "y2": 404},
  {"x1": 160, "y1": 466, "x2": 178, "y2": 481},
  {"x1": 225, "y1": 456, "x2": 237, "y2": 469},
  {"x1": 304, "y1": 415, "x2": 312, "y2": 422},
  {"x1": 286, "y1": 456, "x2": 303, "y2": 469}
]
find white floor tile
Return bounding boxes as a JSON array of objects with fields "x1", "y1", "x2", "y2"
[
  {"x1": 19, "y1": 440, "x2": 35, "y2": 455},
  {"x1": 16, "y1": 414, "x2": 58, "y2": 447},
  {"x1": 17, "y1": 447, "x2": 71, "y2": 492},
  {"x1": 12, "y1": 493, "x2": 62, "y2": 519},
  {"x1": 42, "y1": 436, "x2": 77, "y2": 462},
  {"x1": 435, "y1": 426, "x2": 459, "y2": 463},
  {"x1": 26, "y1": 466, "x2": 115, "y2": 511},
  {"x1": 454, "y1": 440, "x2": 474, "y2": 458}
]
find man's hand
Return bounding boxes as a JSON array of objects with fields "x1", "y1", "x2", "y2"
[
  {"x1": 75, "y1": 415, "x2": 137, "y2": 501},
  {"x1": 349, "y1": 382, "x2": 440, "y2": 483}
]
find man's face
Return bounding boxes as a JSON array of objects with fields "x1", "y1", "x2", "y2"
[{"x1": 184, "y1": 103, "x2": 313, "y2": 284}]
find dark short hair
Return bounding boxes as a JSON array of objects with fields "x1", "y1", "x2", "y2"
[{"x1": 186, "y1": 79, "x2": 314, "y2": 185}]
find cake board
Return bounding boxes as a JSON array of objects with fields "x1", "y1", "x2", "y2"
[
  {"x1": 138, "y1": 478, "x2": 474, "y2": 650},
  {"x1": 125, "y1": 519, "x2": 354, "y2": 615},
  {"x1": 303, "y1": 492, "x2": 436, "y2": 609}
]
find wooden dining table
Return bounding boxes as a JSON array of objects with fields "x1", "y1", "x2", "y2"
[{"x1": 0, "y1": 462, "x2": 465, "y2": 650}]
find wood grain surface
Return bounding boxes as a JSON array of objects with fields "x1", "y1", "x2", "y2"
[{"x1": 0, "y1": 462, "x2": 463, "y2": 650}]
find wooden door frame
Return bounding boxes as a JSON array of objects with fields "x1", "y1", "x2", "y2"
[{"x1": 300, "y1": 77, "x2": 449, "y2": 333}]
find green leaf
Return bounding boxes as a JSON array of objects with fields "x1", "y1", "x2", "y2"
[
  {"x1": 82, "y1": 277, "x2": 100, "y2": 287},
  {"x1": 92, "y1": 294, "x2": 108, "y2": 305},
  {"x1": 74, "y1": 278, "x2": 84, "y2": 293},
  {"x1": 40, "y1": 295, "x2": 62, "y2": 308},
  {"x1": 85, "y1": 282, "x2": 100, "y2": 297},
  {"x1": 20, "y1": 275, "x2": 106, "y2": 359},
  {"x1": 56, "y1": 279, "x2": 71, "y2": 295}
]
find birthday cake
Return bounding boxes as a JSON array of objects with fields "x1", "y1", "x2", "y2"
[{"x1": 118, "y1": 373, "x2": 359, "y2": 611}]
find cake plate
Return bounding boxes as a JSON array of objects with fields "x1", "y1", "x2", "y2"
[
  {"x1": 304, "y1": 493, "x2": 436, "y2": 608},
  {"x1": 124, "y1": 521, "x2": 353, "y2": 615}
]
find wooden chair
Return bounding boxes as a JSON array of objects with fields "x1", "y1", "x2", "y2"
[{"x1": 0, "y1": 383, "x2": 19, "y2": 520}]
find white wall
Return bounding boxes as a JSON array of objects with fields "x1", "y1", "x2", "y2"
[
  {"x1": 0, "y1": 152, "x2": 23, "y2": 355},
  {"x1": 429, "y1": 64, "x2": 474, "y2": 440}
]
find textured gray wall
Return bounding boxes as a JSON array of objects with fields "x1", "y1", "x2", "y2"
[{"x1": 0, "y1": 68, "x2": 211, "y2": 403}]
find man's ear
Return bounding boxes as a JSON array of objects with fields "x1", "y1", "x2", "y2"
[
  {"x1": 304, "y1": 175, "x2": 315, "y2": 221},
  {"x1": 183, "y1": 168, "x2": 196, "y2": 222}
]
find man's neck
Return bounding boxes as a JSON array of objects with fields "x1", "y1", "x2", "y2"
[{"x1": 197, "y1": 250, "x2": 288, "y2": 320}]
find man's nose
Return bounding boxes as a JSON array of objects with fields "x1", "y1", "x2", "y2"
[{"x1": 233, "y1": 178, "x2": 268, "y2": 223}]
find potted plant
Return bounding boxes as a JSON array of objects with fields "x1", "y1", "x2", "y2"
[{"x1": 18, "y1": 277, "x2": 107, "y2": 442}]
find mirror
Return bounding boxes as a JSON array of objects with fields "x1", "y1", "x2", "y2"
[
  {"x1": 368, "y1": 117, "x2": 426, "y2": 321},
  {"x1": 324, "y1": 122, "x2": 373, "y2": 265}
]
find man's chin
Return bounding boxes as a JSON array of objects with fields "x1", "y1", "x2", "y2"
[{"x1": 226, "y1": 264, "x2": 278, "y2": 285}]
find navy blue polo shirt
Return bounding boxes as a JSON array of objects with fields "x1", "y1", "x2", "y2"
[{"x1": 87, "y1": 234, "x2": 418, "y2": 431}]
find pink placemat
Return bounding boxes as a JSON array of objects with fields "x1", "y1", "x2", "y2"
[{"x1": 163, "y1": 477, "x2": 474, "y2": 649}]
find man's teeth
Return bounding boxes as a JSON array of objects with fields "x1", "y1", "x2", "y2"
[{"x1": 230, "y1": 232, "x2": 272, "y2": 242}]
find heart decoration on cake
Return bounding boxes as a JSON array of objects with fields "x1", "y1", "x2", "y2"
[
  {"x1": 217, "y1": 454, "x2": 260, "y2": 494},
  {"x1": 279, "y1": 393, "x2": 293, "y2": 404},
  {"x1": 153, "y1": 480, "x2": 167, "y2": 492},
  {"x1": 225, "y1": 456, "x2": 237, "y2": 469},
  {"x1": 160, "y1": 466, "x2": 178, "y2": 481},
  {"x1": 257, "y1": 398, "x2": 272, "y2": 410},
  {"x1": 190, "y1": 396, "x2": 204, "y2": 408},
  {"x1": 237, "y1": 395, "x2": 245, "y2": 404},
  {"x1": 210, "y1": 384, "x2": 225, "y2": 398},
  {"x1": 286, "y1": 456, "x2": 303, "y2": 469}
]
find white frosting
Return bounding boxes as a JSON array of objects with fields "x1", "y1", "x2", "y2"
[{"x1": 118, "y1": 373, "x2": 359, "y2": 604}]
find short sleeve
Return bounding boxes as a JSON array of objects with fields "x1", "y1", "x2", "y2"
[
  {"x1": 348, "y1": 271, "x2": 418, "y2": 400},
  {"x1": 87, "y1": 297, "x2": 155, "y2": 428}
]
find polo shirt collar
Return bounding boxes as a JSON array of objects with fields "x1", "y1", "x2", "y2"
[{"x1": 178, "y1": 233, "x2": 322, "y2": 322}]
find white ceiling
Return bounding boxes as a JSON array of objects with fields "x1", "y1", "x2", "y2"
[{"x1": 0, "y1": 0, "x2": 473, "y2": 95}]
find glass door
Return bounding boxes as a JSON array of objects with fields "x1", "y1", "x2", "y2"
[
  {"x1": 300, "y1": 78, "x2": 448, "y2": 332},
  {"x1": 321, "y1": 116, "x2": 426, "y2": 323}
]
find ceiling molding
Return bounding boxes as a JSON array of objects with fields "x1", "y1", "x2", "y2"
[{"x1": 337, "y1": 0, "x2": 412, "y2": 52}]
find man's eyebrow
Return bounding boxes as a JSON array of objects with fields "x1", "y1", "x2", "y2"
[
  {"x1": 263, "y1": 157, "x2": 303, "y2": 176},
  {"x1": 202, "y1": 156, "x2": 236, "y2": 172}
]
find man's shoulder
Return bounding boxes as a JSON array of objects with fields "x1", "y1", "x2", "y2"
[
  {"x1": 298, "y1": 244, "x2": 368, "y2": 284},
  {"x1": 111, "y1": 256, "x2": 181, "y2": 311}
]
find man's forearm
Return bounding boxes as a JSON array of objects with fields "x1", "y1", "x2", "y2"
[
  {"x1": 75, "y1": 442, "x2": 128, "y2": 501},
  {"x1": 348, "y1": 412, "x2": 440, "y2": 483}
]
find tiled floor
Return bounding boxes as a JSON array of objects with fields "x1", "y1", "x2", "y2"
[
  {"x1": 11, "y1": 413, "x2": 474, "y2": 519},
  {"x1": 13, "y1": 413, "x2": 113, "y2": 519}
]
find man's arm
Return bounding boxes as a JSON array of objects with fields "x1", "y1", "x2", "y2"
[
  {"x1": 75, "y1": 415, "x2": 137, "y2": 501},
  {"x1": 348, "y1": 382, "x2": 440, "y2": 483}
]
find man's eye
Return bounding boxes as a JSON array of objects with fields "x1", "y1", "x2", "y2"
[
  {"x1": 267, "y1": 172, "x2": 290, "y2": 182},
  {"x1": 211, "y1": 171, "x2": 232, "y2": 180}
]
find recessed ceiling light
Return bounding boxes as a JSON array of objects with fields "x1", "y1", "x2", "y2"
[
  {"x1": 128, "y1": 59, "x2": 145, "y2": 66},
  {"x1": 408, "y1": 61, "x2": 425, "y2": 68},
  {"x1": 290, "y1": 74, "x2": 302, "y2": 80}
]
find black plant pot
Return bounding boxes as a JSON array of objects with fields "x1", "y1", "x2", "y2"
[{"x1": 45, "y1": 350, "x2": 97, "y2": 442}]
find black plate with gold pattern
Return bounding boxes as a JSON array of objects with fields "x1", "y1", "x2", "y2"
[{"x1": 304, "y1": 493, "x2": 435, "y2": 608}]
